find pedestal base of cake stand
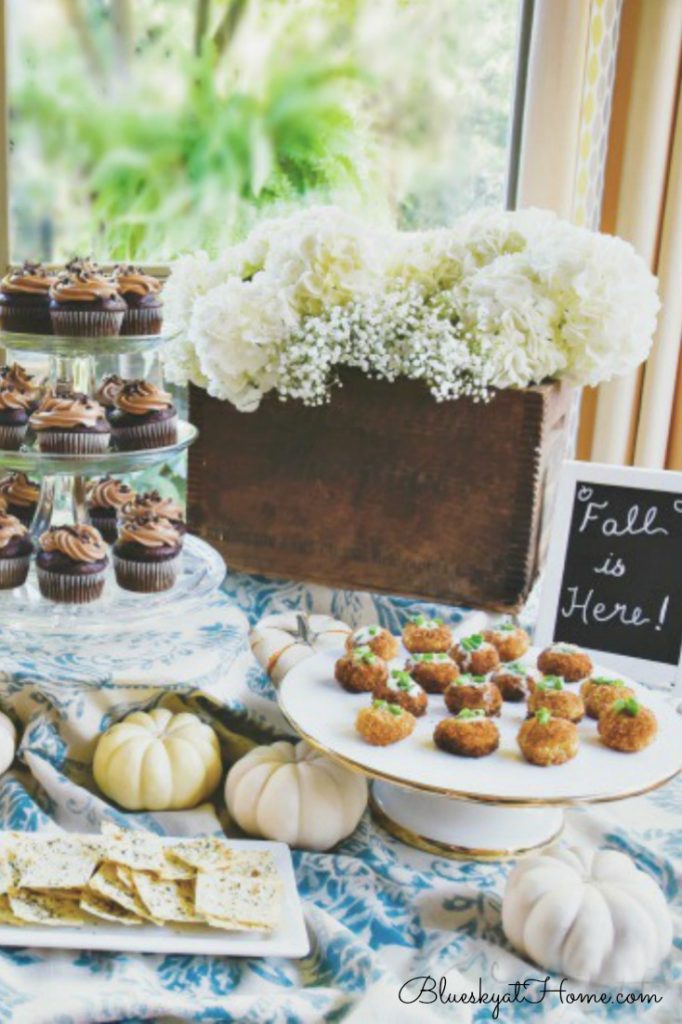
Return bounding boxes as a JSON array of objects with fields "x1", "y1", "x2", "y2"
[{"x1": 370, "y1": 781, "x2": 564, "y2": 862}]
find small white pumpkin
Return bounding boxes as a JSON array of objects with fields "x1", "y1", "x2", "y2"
[
  {"x1": 250, "y1": 613, "x2": 351, "y2": 685},
  {"x1": 0, "y1": 711, "x2": 16, "y2": 775},
  {"x1": 93, "y1": 708, "x2": 222, "y2": 811},
  {"x1": 503, "y1": 845, "x2": 673, "y2": 985},
  {"x1": 226, "y1": 739, "x2": 367, "y2": 850}
]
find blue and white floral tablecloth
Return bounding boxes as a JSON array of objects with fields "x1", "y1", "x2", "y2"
[{"x1": 0, "y1": 572, "x2": 679, "y2": 1024}]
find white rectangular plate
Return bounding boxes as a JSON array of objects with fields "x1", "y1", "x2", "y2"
[{"x1": 0, "y1": 837, "x2": 309, "y2": 959}]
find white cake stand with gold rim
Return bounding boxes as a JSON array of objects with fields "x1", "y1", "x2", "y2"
[{"x1": 277, "y1": 646, "x2": 682, "y2": 861}]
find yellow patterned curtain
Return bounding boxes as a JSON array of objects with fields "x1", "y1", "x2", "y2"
[
  {"x1": 516, "y1": 0, "x2": 622, "y2": 455},
  {"x1": 516, "y1": 0, "x2": 621, "y2": 226},
  {"x1": 577, "y1": 0, "x2": 682, "y2": 468},
  {"x1": 519, "y1": 0, "x2": 681, "y2": 468}
]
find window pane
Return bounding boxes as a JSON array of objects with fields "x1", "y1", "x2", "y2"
[{"x1": 8, "y1": 0, "x2": 520, "y2": 263}]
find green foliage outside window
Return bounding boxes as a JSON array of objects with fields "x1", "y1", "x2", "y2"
[{"x1": 9, "y1": 0, "x2": 518, "y2": 261}]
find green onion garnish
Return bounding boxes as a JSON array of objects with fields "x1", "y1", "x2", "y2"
[{"x1": 612, "y1": 698, "x2": 640, "y2": 716}]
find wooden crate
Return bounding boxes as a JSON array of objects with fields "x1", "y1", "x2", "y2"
[{"x1": 188, "y1": 373, "x2": 573, "y2": 611}]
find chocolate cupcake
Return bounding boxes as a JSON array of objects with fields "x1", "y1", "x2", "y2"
[
  {"x1": 113, "y1": 515, "x2": 183, "y2": 593},
  {"x1": 110, "y1": 380, "x2": 177, "y2": 451},
  {"x1": 0, "y1": 472, "x2": 40, "y2": 526},
  {"x1": 0, "y1": 261, "x2": 57, "y2": 334},
  {"x1": 49, "y1": 268, "x2": 126, "y2": 337},
  {"x1": 0, "y1": 385, "x2": 32, "y2": 450},
  {"x1": 36, "y1": 524, "x2": 108, "y2": 603},
  {"x1": 86, "y1": 476, "x2": 135, "y2": 543},
  {"x1": 30, "y1": 392, "x2": 111, "y2": 455},
  {"x1": 119, "y1": 489, "x2": 185, "y2": 534},
  {"x1": 0, "y1": 363, "x2": 43, "y2": 410},
  {"x1": 111, "y1": 265, "x2": 163, "y2": 335},
  {"x1": 0, "y1": 513, "x2": 33, "y2": 589},
  {"x1": 95, "y1": 374, "x2": 126, "y2": 416}
]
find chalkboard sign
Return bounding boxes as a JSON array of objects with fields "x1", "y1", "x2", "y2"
[{"x1": 536, "y1": 461, "x2": 682, "y2": 688}]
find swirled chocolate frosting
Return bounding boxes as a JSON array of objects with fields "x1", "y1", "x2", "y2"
[
  {"x1": 0, "y1": 472, "x2": 40, "y2": 507},
  {"x1": 30, "y1": 392, "x2": 107, "y2": 431},
  {"x1": 1, "y1": 261, "x2": 57, "y2": 295},
  {"x1": 0, "y1": 386, "x2": 32, "y2": 412},
  {"x1": 112, "y1": 265, "x2": 162, "y2": 297},
  {"x1": 96, "y1": 375, "x2": 126, "y2": 407},
  {"x1": 86, "y1": 476, "x2": 134, "y2": 511},
  {"x1": 0, "y1": 363, "x2": 41, "y2": 400},
  {"x1": 39, "y1": 524, "x2": 108, "y2": 562},
  {"x1": 0, "y1": 512, "x2": 27, "y2": 550},
  {"x1": 118, "y1": 515, "x2": 181, "y2": 549},
  {"x1": 50, "y1": 269, "x2": 119, "y2": 303},
  {"x1": 114, "y1": 380, "x2": 173, "y2": 415},
  {"x1": 121, "y1": 490, "x2": 183, "y2": 523}
]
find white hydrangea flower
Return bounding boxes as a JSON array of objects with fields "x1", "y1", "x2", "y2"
[
  {"x1": 162, "y1": 252, "x2": 234, "y2": 388},
  {"x1": 455, "y1": 252, "x2": 568, "y2": 388},
  {"x1": 529, "y1": 225, "x2": 659, "y2": 386},
  {"x1": 385, "y1": 228, "x2": 474, "y2": 295},
  {"x1": 190, "y1": 276, "x2": 299, "y2": 412},
  {"x1": 163, "y1": 205, "x2": 659, "y2": 408},
  {"x1": 263, "y1": 206, "x2": 383, "y2": 316},
  {"x1": 451, "y1": 207, "x2": 535, "y2": 266}
]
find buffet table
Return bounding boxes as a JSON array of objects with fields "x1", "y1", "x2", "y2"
[{"x1": 0, "y1": 570, "x2": 678, "y2": 1024}]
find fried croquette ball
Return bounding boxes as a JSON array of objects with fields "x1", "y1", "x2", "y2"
[
  {"x1": 444, "y1": 674, "x2": 502, "y2": 716},
  {"x1": 597, "y1": 698, "x2": 657, "y2": 752},
  {"x1": 345, "y1": 624, "x2": 399, "y2": 661},
  {"x1": 433, "y1": 710, "x2": 500, "y2": 758},
  {"x1": 335, "y1": 646, "x2": 388, "y2": 693},
  {"x1": 482, "y1": 622, "x2": 530, "y2": 662},
  {"x1": 405, "y1": 652, "x2": 459, "y2": 693},
  {"x1": 355, "y1": 700, "x2": 416, "y2": 746},
  {"x1": 490, "y1": 662, "x2": 539, "y2": 702},
  {"x1": 537, "y1": 642, "x2": 592, "y2": 682},
  {"x1": 402, "y1": 614, "x2": 452, "y2": 653},
  {"x1": 527, "y1": 676, "x2": 584, "y2": 722},
  {"x1": 581, "y1": 676, "x2": 636, "y2": 720},
  {"x1": 517, "y1": 709, "x2": 579, "y2": 766},
  {"x1": 450, "y1": 634, "x2": 500, "y2": 675},
  {"x1": 373, "y1": 668, "x2": 428, "y2": 717}
]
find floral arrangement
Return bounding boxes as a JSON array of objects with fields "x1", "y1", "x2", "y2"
[{"x1": 163, "y1": 206, "x2": 660, "y2": 412}]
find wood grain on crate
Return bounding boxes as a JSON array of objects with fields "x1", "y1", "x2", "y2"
[{"x1": 188, "y1": 373, "x2": 572, "y2": 611}]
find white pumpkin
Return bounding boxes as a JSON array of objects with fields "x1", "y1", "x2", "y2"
[
  {"x1": 250, "y1": 613, "x2": 351, "y2": 685},
  {"x1": 503, "y1": 845, "x2": 673, "y2": 985},
  {"x1": 93, "y1": 708, "x2": 222, "y2": 811},
  {"x1": 226, "y1": 739, "x2": 367, "y2": 850},
  {"x1": 0, "y1": 712, "x2": 16, "y2": 775}
]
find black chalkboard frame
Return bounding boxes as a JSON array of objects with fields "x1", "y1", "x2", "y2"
[{"x1": 536, "y1": 460, "x2": 682, "y2": 690}]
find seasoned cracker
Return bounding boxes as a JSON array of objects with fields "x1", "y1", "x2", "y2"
[
  {"x1": 9, "y1": 890, "x2": 90, "y2": 927},
  {"x1": 212, "y1": 850, "x2": 278, "y2": 879},
  {"x1": 15, "y1": 836, "x2": 100, "y2": 890},
  {"x1": 0, "y1": 894, "x2": 25, "y2": 925},
  {"x1": 132, "y1": 873, "x2": 203, "y2": 924},
  {"x1": 194, "y1": 873, "x2": 282, "y2": 931},
  {"x1": 87, "y1": 864, "x2": 160, "y2": 924},
  {"x1": 166, "y1": 837, "x2": 237, "y2": 872},
  {"x1": 103, "y1": 828, "x2": 165, "y2": 873},
  {"x1": 79, "y1": 891, "x2": 143, "y2": 926},
  {"x1": 0, "y1": 852, "x2": 11, "y2": 896},
  {"x1": 154, "y1": 851, "x2": 196, "y2": 881}
]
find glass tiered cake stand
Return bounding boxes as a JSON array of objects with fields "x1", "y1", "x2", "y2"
[{"x1": 0, "y1": 329, "x2": 226, "y2": 635}]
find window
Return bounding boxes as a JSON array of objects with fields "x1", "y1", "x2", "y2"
[{"x1": 7, "y1": 0, "x2": 521, "y2": 263}]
